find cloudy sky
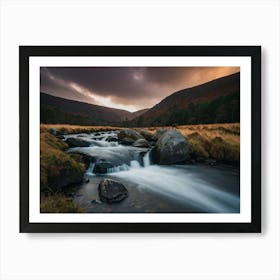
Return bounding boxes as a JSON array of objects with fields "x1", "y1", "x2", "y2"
[{"x1": 40, "y1": 66, "x2": 239, "y2": 112}]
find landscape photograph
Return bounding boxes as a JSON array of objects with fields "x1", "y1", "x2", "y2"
[{"x1": 40, "y1": 66, "x2": 240, "y2": 214}]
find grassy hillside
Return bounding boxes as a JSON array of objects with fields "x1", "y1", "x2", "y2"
[
  {"x1": 40, "y1": 127, "x2": 86, "y2": 190},
  {"x1": 130, "y1": 73, "x2": 240, "y2": 126},
  {"x1": 40, "y1": 127, "x2": 86, "y2": 212},
  {"x1": 128, "y1": 91, "x2": 240, "y2": 127},
  {"x1": 41, "y1": 92, "x2": 147, "y2": 125}
]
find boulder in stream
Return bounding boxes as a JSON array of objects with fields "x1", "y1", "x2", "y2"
[
  {"x1": 68, "y1": 151, "x2": 96, "y2": 169},
  {"x1": 98, "y1": 178, "x2": 128, "y2": 203},
  {"x1": 56, "y1": 135, "x2": 65, "y2": 140},
  {"x1": 119, "y1": 137, "x2": 135, "y2": 145},
  {"x1": 77, "y1": 133, "x2": 89, "y2": 138},
  {"x1": 152, "y1": 128, "x2": 168, "y2": 141},
  {"x1": 93, "y1": 160, "x2": 114, "y2": 174},
  {"x1": 139, "y1": 129, "x2": 154, "y2": 141},
  {"x1": 151, "y1": 130, "x2": 189, "y2": 165},
  {"x1": 132, "y1": 138, "x2": 150, "y2": 148},
  {"x1": 48, "y1": 128, "x2": 63, "y2": 137},
  {"x1": 118, "y1": 129, "x2": 144, "y2": 145},
  {"x1": 106, "y1": 136, "x2": 118, "y2": 142},
  {"x1": 65, "y1": 137, "x2": 92, "y2": 147}
]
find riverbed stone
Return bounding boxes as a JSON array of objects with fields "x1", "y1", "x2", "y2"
[
  {"x1": 91, "y1": 198, "x2": 102, "y2": 204},
  {"x1": 119, "y1": 137, "x2": 135, "y2": 145},
  {"x1": 93, "y1": 160, "x2": 114, "y2": 174},
  {"x1": 139, "y1": 129, "x2": 154, "y2": 141},
  {"x1": 56, "y1": 135, "x2": 65, "y2": 140},
  {"x1": 65, "y1": 137, "x2": 92, "y2": 147},
  {"x1": 68, "y1": 152, "x2": 96, "y2": 169},
  {"x1": 152, "y1": 128, "x2": 168, "y2": 141},
  {"x1": 98, "y1": 179, "x2": 128, "y2": 203},
  {"x1": 48, "y1": 128, "x2": 63, "y2": 137},
  {"x1": 106, "y1": 136, "x2": 118, "y2": 142},
  {"x1": 151, "y1": 130, "x2": 189, "y2": 165},
  {"x1": 118, "y1": 129, "x2": 144, "y2": 145},
  {"x1": 77, "y1": 133, "x2": 88, "y2": 138},
  {"x1": 132, "y1": 138, "x2": 150, "y2": 148},
  {"x1": 205, "y1": 159, "x2": 217, "y2": 166}
]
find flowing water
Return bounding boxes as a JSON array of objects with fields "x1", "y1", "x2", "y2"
[{"x1": 66, "y1": 131, "x2": 240, "y2": 213}]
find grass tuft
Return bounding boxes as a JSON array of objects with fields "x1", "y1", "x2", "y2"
[
  {"x1": 41, "y1": 124, "x2": 120, "y2": 135},
  {"x1": 40, "y1": 127, "x2": 85, "y2": 190},
  {"x1": 40, "y1": 194, "x2": 84, "y2": 213}
]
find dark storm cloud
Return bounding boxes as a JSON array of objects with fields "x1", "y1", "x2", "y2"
[
  {"x1": 40, "y1": 66, "x2": 239, "y2": 112},
  {"x1": 41, "y1": 68, "x2": 90, "y2": 102}
]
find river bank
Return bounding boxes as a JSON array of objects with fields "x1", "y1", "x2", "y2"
[{"x1": 40, "y1": 124, "x2": 240, "y2": 213}]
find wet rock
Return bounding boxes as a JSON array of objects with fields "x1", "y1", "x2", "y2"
[
  {"x1": 132, "y1": 138, "x2": 150, "y2": 148},
  {"x1": 139, "y1": 129, "x2": 154, "y2": 141},
  {"x1": 65, "y1": 137, "x2": 92, "y2": 147},
  {"x1": 106, "y1": 136, "x2": 118, "y2": 142},
  {"x1": 68, "y1": 152, "x2": 95, "y2": 168},
  {"x1": 118, "y1": 129, "x2": 143, "y2": 144},
  {"x1": 120, "y1": 137, "x2": 135, "y2": 145},
  {"x1": 98, "y1": 179, "x2": 128, "y2": 203},
  {"x1": 151, "y1": 130, "x2": 189, "y2": 165},
  {"x1": 205, "y1": 159, "x2": 217, "y2": 166},
  {"x1": 56, "y1": 135, "x2": 65, "y2": 140},
  {"x1": 93, "y1": 160, "x2": 114, "y2": 174},
  {"x1": 152, "y1": 128, "x2": 168, "y2": 141},
  {"x1": 48, "y1": 128, "x2": 63, "y2": 136},
  {"x1": 91, "y1": 198, "x2": 102, "y2": 204},
  {"x1": 196, "y1": 157, "x2": 207, "y2": 163}
]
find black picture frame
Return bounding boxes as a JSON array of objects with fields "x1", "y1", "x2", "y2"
[{"x1": 20, "y1": 46, "x2": 261, "y2": 233}]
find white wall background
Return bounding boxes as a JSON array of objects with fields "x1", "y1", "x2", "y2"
[{"x1": 0, "y1": 0, "x2": 279, "y2": 279}]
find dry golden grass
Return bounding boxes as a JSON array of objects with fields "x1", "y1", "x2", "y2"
[
  {"x1": 178, "y1": 123, "x2": 239, "y2": 161},
  {"x1": 41, "y1": 124, "x2": 120, "y2": 134},
  {"x1": 40, "y1": 194, "x2": 84, "y2": 213}
]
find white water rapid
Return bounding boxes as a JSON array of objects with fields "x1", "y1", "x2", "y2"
[{"x1": 66, "y1": 130, "x2": 240, "y2": 213}]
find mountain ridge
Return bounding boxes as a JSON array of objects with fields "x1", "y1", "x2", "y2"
[
  {"x1": 41, "y1": 72, "x2": 240, "y2": 126},
  {"x1": 40, "y1": 92, "x2": 149, "y2": 125},
  {"x1": 137, "y1": 72, "x2": 240, "y2": 122}
]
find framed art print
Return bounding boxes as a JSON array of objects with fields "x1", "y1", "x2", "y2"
[{"x1": 19, "y1": 46, "x2": 261, "y2": 233}]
